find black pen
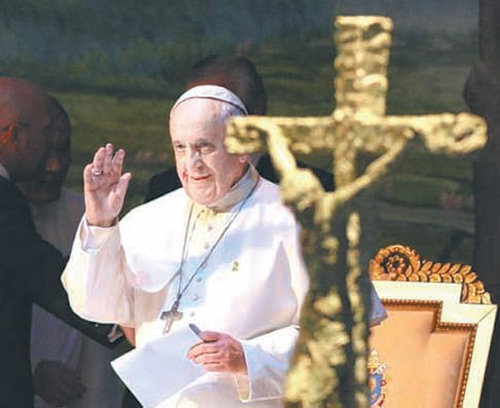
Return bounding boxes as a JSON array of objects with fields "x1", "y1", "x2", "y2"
[{"x1": 189, "y1": 323, "x2": 203, "y2": 339}]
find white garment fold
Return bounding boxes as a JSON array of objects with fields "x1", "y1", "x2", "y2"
[
  {"x1": 62, "y1": 177, "x2": 386, "y2": 408},
  {"x1": 63, "y1": 179, "x2": 309, "y2": 408}
]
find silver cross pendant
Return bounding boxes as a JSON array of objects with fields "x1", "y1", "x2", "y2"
[{"x1": 160, "y1": 299, "x2": 183, "y2": 334}]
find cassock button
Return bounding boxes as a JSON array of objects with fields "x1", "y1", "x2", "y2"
[
  {"x1": 190, "y1": 311, "x2": 196, "y2": 317},
  {"x1": 193, "y1": 295, "x2": 200, "y2": 301},
  {"x1": 203, "y1": 242, "x2": 210, "y2": 250},
  {"x1": 196, "y1": 276, "x2": 202, "y2": 283}
]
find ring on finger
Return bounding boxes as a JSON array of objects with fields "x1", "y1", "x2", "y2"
[{"x1": 92, "y1": 169, "x2": 103, "y2": 176}]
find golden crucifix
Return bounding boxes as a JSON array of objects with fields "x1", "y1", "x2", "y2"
[{"x1": 226, "y1": 16, "x2": 486, "y2": 408}]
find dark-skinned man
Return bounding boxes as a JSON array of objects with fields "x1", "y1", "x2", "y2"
[{"x1": 0, "y1": 77, "x2": 118, "y2": 408}]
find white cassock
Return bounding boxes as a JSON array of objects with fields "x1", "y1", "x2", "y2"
[
  {"x1": 29, "y1": 188, "x2": 125, "y2": 408},
  {"x1": 62, "y1": 166, "x2": 386, "y2": 408},
  {"x1": 62, "y1": 166, "x2": 310, "y2": 408}
]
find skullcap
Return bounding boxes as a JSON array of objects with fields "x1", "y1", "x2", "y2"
[{"x1": 171, "y1": 85, "x2": 248, "y2": 115}]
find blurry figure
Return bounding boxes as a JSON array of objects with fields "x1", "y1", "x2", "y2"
[
  {"x1": 0, "y1": 77, "x2": 117, "y2": 408},
  {"x1": 18, "y1": 98, "x2": 125, "y2": 408}
]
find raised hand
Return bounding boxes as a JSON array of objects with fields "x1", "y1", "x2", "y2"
[
  {"x1": 84, "y1": 143, "x2": 132, "y2": 227},
  {"x1": 187, "y1": 331, "x2": 248, "y2": 375}
]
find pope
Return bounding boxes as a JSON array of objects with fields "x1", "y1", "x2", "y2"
[{"x1": 62, "y1": 85, "x2": 310, "y2": 407}]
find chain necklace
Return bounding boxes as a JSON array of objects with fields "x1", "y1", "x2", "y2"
[{"x1": 161, "y1": 177, "x2": 260, "y2": 334}]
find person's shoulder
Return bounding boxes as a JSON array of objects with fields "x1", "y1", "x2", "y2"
[
  {"x1": 126, "y1": 187, "x2": 186, "y2": 220},
  {"x1": 253, "y1": 177, "x2": 297, "y2": 224},
  {"x1": 257, "y1": 176, "x2": 281, "y2": 198},
  {"x1": 154, "y1": 187, "x2": 185, "y2": 204}
]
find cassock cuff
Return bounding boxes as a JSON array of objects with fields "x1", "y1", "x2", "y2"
[
  {"x1": 234, "y1": 373, "x2": 250, "y2": 401},
  {"x1": 80, "y1": 216, "x2": 118, "y2": 251},
  {"x1": 236, "y1": 340, "x2": 287, "y2": 403}
]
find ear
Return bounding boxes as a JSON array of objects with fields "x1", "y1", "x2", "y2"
[
  {"x1": 0, "y1": 123, "x2": 15, "y2": 149},
  {"x1": 238, "y1": 154, "x2": 249, "y2": 164}
]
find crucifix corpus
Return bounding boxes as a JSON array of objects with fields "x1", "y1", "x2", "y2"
[
  {"x1": 161, "y1": 299, "x2": 183, "y2": 334},
  {"x1": 225, "y1": 16, "x2": 486, "y2": 408}
]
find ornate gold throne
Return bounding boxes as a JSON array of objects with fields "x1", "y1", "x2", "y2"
[{"x1": 368, "y1": 244, "x2": 497, "y2": 408}]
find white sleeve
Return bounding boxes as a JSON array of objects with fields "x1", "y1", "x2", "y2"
[
  {"x1": 235, "y1": 325, "x2": 300, "y2": 402},
  {"x1": 61, "y1": 216, "x2": 135, "y2": 325}
]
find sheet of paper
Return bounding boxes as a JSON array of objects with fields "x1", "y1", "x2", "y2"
[{"x1": 111, "y1": 326, "x2": 205, "y2": 407}]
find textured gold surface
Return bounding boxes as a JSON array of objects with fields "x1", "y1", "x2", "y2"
[
  {"x1": 225, "y1": 15, "x2": 487, "y2": 408},
  {"x1": 370, "y1": 244, "x2": 492, "y2": 305}
]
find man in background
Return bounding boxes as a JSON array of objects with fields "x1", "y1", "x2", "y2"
[
  {"x1": 18, "y1": 97, "x2": 126, "y2": 408},
  {"x1": 0, "y1": 77, "x2": 118, "y2": 407}
]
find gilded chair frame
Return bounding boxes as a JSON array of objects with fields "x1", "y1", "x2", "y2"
[{"x1": 369, "y1": 244, "x2": 497, "y2": 408}]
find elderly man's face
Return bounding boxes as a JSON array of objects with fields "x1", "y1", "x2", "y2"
[
  {"x1": 170, "y1": 99, "x2": 248, "y2": 206},
  {"x1": 18, "y1": 105, "x2": 71, "y2": 203}
]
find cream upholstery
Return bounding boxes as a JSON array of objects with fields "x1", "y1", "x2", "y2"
[{"x1": 368, "y1": 245, "x2": 497, "y2": 408}]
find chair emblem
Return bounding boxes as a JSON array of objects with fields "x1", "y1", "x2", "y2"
[{"x1": 368, "y1": 349, "x2": 387, "y2": 407}]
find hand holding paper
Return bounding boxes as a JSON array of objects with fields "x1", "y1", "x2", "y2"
[{"x1": 111, "y1": 326, "x2": 204, "y2": 407}]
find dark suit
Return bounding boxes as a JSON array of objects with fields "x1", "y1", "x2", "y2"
[
  {"x1": 144, "y1": 153, "x2": 335, "y2": 202},
  {"x1": 0, "y1": 176, "x2": 116, "y2": 407}
]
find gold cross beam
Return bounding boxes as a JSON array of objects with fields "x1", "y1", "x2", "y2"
[
  {"x1": 227, "y1": 17, "x2": 485, "y2": 225},
  {"x1": 226, "y1": 16, "x2": 486, "y2": 408}
]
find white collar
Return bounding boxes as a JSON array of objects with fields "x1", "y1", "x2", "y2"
[
  {"x1": 0, "y1": 162, "x2": 10, "y2": 180},
  {"x1": 195, "y1": 164, "x2": 259, "y2": 213}
]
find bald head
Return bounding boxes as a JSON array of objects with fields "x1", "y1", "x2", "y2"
[
  {"x1": 0, "y1": 77, "x2": 52, "y2": 181},
  {"x1": 0, "y1": 78, "x2": 50, "y2": 125}
]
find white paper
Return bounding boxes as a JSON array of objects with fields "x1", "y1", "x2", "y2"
[{"x1": 111, "y1": 326, "x2": 205, "y2": 407}]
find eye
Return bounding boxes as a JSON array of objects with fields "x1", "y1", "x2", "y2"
[
  {"x1": 173, "y1": 143, "x2": 186, "y2": 154},
  {"x1": 197, "y1": 142, "x2": 215, "y2": 155}
]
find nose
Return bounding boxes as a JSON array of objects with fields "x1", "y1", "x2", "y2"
[{"x1": 187, "y1": 148, "x2": 203, "y2": 171}]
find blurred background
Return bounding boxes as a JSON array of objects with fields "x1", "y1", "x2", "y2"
[{"x1": 0, "y1": 0, "x2": 479, "y2": 264}]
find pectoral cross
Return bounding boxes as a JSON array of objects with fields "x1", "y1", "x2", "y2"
[{"x1": 160, "y1": 299, "x2": 183, "y2": 334}]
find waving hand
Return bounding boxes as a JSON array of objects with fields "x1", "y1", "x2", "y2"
[{"x1": 84, "y1": 143, "x2": 132, "y2": 227}]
